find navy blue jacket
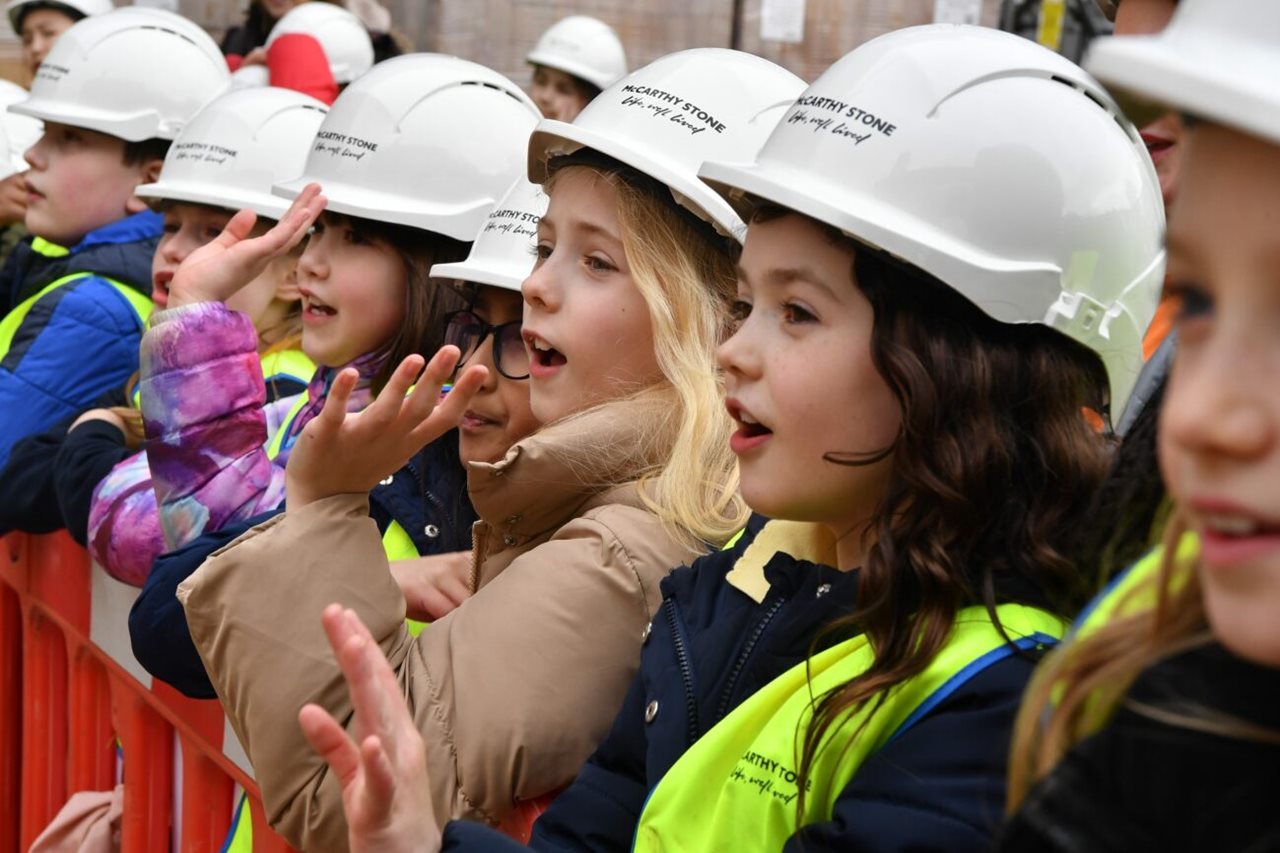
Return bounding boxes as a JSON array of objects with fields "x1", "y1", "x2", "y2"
[
  {"x1": 444, "y1": 516, "x2": 1048, "y2": 852},
  {"x1": 0, "y1": 211, "x2": 161, "y2": 468},
  {"x1": 0, "y1": 386, "x2": 128, "y2": 538},
  {"x1": 129, "y1": 433, "x2": 477, "y2": 698}
]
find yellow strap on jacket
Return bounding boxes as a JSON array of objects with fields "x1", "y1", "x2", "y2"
[
  {"x1": 224, "y1": 792, "x2": 252, "y2": 853},
  {"x1": 1072, "y1": 532, "x2": 1199, "y2": 641},
  {"x1": 633, "y1": 603, "x2": 1065, "y2": 853},
  {"x1": 0, "y1": 271, "x2": 153, "y2": 356},
  {"x1": 259, "y1": 348, "x2": 316, "y2": 387}
]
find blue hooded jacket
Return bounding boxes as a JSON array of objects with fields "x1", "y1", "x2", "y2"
[{"x1": 0, "y1": 210, "x2": 160, "y2": 468}]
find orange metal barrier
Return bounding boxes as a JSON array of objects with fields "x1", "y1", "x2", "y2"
[
  {"x1": 1, "y1": 530, "x2": 552, "y2": 853},
  {"x1": 0, "y1": 531, "x2": 296, "y2": 853}
]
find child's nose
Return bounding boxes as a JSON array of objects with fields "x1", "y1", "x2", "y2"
[{"x1": 521, "y1": 261, "x2": 557, "y2": 310}]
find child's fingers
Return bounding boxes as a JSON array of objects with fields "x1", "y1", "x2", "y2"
[
  {"x1": 313, "y1": 368, "x2": 359, "y2": 433},
  {"x1": 360, "y1": 735, "x2": 400, "y2": 810},
  {"x1": 401, "y1": 346, "x2": 461, "y2": 424},
  {"x1": 213, "y1": 208, "x2": 259, "y2": 250},
  {"x1": 278, "y1": 184, "x2": 327, "y2": 249},
  {"x1": 343, "y1": 608, "x2": 414, "y2": 730},
  {"x1": 415, "y1": 364, "x2": 486, "y2": 441},
  {"x1": 334, "y1": 628, "x2": 402, "y2": 755},
  {"x1": 299, "y1": 703, "x2": 362, "y2": 787}
]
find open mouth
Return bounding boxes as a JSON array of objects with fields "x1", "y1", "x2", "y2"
[
  {"x1": 303, "y1": 293, "x2": 336, "y2": 318},
  {"x1": 1140, "y1": 132, "x2": 1173, "y2": 160},
  {"x1": 151, "y1": 271, "x2": 172, "y2": 308},
  {"x1": 526, "y1": 333, "x2": 567, "y2": 369}
]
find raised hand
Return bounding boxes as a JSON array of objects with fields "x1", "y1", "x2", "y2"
[
  {"x1": 166, "y1": 183, "x2": 327, "y2": 309},
  {"x1": 299, "y1": 605, "x2": 441, "y2": 853},
  {"x1": 284, "y1": 348, "x2": 488, "y2": 510}
]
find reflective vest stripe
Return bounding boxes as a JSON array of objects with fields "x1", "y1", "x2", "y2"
[
  {"x1": 633, "y1": 603, "x2": 1065, "y2": 851},
  {"x1": 264, "y1": 393, "x2": 310, "y2": 459},
  {"x1": 1073, "y1": 533, "x2": 1199, "y2": 642},
  {"x1": 222, "y1": 792, "x2": 251, "y2": 853},
  {"x1": 0, "y1": 271, "x2": 152, "y2": 356},
  {"x1": 259, "y1": 348, "x2": 316, "y2": 387}
]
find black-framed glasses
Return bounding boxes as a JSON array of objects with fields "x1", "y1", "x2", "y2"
[{"x1": 444, "y1": 310, "x2": 529, "y2": 381}]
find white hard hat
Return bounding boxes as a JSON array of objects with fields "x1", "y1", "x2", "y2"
[
  {"x1": 266, "y1": 2, "x2": 374, "y2": 85},
  {"x1": 526, "y1": 15, "x2": 627, "y2": 90},
  {"x1": 137, "y1": 87, "x2": 327, "y2": 221},
  {"x1": 275, "y1": 53, "x2": 540, "y2": 241},
  {"x1": 1085, "y1": 0, "x2": 1280, "y2": 147},
  {"x1": 11, "y1": 7, "x2": 230, "y2": 141},
  {"x1": 0, "y1": 80, "x2": 42, "y2": 173},
  {"x1": 699, "y1": 25, "x2": 1165, "y2": 417},
  {"x1": 431, "y1": 178, "x2": 547, "y2": 291},
  {"x1": 230, "y1": 64, "x2": 270, "y2": 91},
  {"x1": 5, "y1": 0, "x2": 112, "y2": 34},
  {"x1": 528, "y1": 48, "x2": 805, "y2": 244}
]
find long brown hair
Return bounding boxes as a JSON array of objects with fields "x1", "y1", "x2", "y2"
[
  {"x1": 1006, "y1": 513, "x2": 1280, "y2": 810},
  {"x1": 793, "y1": 242, "x2": 1113, "y2": 817},
  {"x1": 321, "y1": 213, "x2": 470, "y2": 395}
]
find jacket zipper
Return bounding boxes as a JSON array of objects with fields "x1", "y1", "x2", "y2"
[
  {"x1": 714, "y1": 595, "x2": 788, "y2": 724},
  {"x1": 662, "y1": 597, "x2": 701, "y2": 746}
]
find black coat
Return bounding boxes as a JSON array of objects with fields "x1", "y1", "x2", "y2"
[
  {"x1": 128, "y1": 433, "x2": 476, "y2": 698},
  {"x1": 444, "y1": 516, "x2": 1050, "y2": 852},
  {"x1": 1000, "y1": 641, "x2": 1280, "y2": 852}
]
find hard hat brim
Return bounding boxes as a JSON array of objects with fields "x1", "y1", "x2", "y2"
[
  {"x1": 1086, "y1": 34, "x2": 1280, "y2": 147},
  {"x1": 429, "y1": 258, "x2": 527, "y2": 292},
  {"x1": 11, "y1": 94, "x2": 170, "y2": 142},
  {"x1": 529, "y1": 118, "x2": 747, "y2": 243},
  {"x1": 137, "y1": 178, "x2": 290, "y2": 222},
  {"x1": 275, "y1": 175, "x2": 492, "y2": 242},
  {"x1": 526, "y1": 50, "x2": 618, "y2": 91}
]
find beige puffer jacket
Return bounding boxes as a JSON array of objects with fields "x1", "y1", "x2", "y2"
[{"x1": 178, "y1": 397, "x2": 703, "y2": 852}]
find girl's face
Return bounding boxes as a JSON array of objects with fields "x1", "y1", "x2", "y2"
[
  {"x1": 296, "y1": 213, "x2": 407, "y2": 367},
  {"x1": 153, "y1": 203, "x2": 231, "y2": 310},
  {"x1": 529, "y1": 65, "x2": 591, "y2": 122},
  {"x1": 454, "y1": 286, "x2": 541, "y2": 466},
  {"x1": 155, "y1": 203, "x2": 300, "y2": 331},
  {"x1": 20, "y1": 7, "x2": 76, "y2": 75},
  {"x1": 1158, "y1": 124, "x2": 1280, "y2": 668},
  {"x1": 1114, "y1": 0, "x2": 1183, "y2": 207},
  {"x1": 717, "y1": 213, "x2": 900, "y2": 568},
  {"x1": 522, "y1": 169, "x2": 661, "y2": 424}
]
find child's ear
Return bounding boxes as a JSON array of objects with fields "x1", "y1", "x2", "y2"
[
  {"x1": 275, "y1": 258, "x2": 302, "y2": 303},
  {"x1": 124, "y1": 157, "x2": 165, "y2": 214}
]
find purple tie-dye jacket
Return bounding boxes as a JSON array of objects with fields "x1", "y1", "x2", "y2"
[{"x1": 86, "y1": 302, "x2": 375, "y2": 586}]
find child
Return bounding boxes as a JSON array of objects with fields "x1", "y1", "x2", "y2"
[
  {"x1": 526, "y1": 15, "x2": 626, "y2": 122},
  {"x1": 390, "y1": 176, "x2": 547, "y2": 621},
  {"x1": 232, "y1": 2, "x2": 375, "y2": 106},
  {"x1": 1004, "y1": 2, "x2": 1280, "y2": 848},
  {"x1": 0, "y1": 8, "x2": 229, "y2": 469},
  {"x1": 66, "y1": 87, "x2": 324, "y2": 586},
  {"x1": 300, "y1": 25, "x2": 1165, "y2": 852},
  {"x1": 5, "y1": 0, "x2": 111, "y2": 78},
  {"x1": 126, "y1": 53, "x2": 541, "y2": 695},
  {"x1": 0, "y1": 87, "x2": 318, "y2": 551},
  {"x1": 0, "y1": 80, "x2": 42, "y2": 279},
  {"x1": 172, "y1": 49, "x2": 803, "y2": 851}
]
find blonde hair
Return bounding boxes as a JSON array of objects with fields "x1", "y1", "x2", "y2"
[
  {"x1": 1006, "y1": 513, "x2": 1280, "y2": 810},
  {"x1": 543, "y1": 160, "x2": 748, "y2": 549}
]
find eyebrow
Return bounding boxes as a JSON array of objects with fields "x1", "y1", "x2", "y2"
[
  {"x1": 737, "y1": 264, "x2": 843, "y2": 300},
  {"x1": 540, "y1": 214, "x2": 624, "y2": 246}
]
